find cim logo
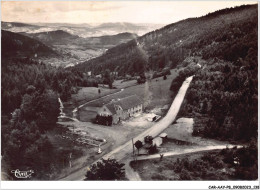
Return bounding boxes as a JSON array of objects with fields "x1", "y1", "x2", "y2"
[{"x1": 11, "y1": 169, "x2": 34, "y2": 179}]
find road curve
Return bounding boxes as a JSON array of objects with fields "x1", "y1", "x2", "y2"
[
  {"x1": 72, "y1": 89, "x2": 123, "y2": 112},
  {"x1": 126, "y1": 145, "x2": 242, "y2": 181},
  {"x1": 60, "y1": 76, "x2": 193, "y2": 181}
]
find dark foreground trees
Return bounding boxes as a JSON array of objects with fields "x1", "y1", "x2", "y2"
[
  {"x1": 1, "y1": 58, "x2": 86, "y2": 179},
  {"x1": 84, "y1": 158, "x2": 125, "y2": 180},
  {"x1": 134, "y1": 140, "x2": 143, "y2": 155}
]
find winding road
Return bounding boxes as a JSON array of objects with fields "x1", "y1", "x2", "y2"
[
  {"x1": 61, "y1": 76, "x2": 193, "y2": 180},
  {"x1": 125, "y1": 145, "x2": 243, "y2": 181}
]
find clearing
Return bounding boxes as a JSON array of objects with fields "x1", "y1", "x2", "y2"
[{"x1": 77, "y1": 69, "x2": 178, "y2": 122}]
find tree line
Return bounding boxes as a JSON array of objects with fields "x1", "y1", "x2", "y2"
[{"x1": 1, "y1": 57, "x2": 89, "y2": 179}]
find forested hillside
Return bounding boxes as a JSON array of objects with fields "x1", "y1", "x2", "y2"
[
  {"x1": 170, "y1": 5, "x2": 257, "y2": 143},
  {"x1": 1, "y1": 4, "x2": 258, "y2": 180},
  {"x1": 23, "y1": 30, "x2": 79, "y2": 46},
  {"x1": 1, "y1": 30, "x2": 58, "y2": 59},
  {"x1": 74, "y1": 4, "x2": 257, "y2": 76},
  {"x1": 179, "y1": 51, "x2": 257, "y2": 142},
  {"x1": 0, "y1": 55, "x2": 101, "y2": 179}
]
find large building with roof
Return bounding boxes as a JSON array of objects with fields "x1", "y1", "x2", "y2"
[{"x1": 97, "y1": 95, "x2": 143, "y2": 124}]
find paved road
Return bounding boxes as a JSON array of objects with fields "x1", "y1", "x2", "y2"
[{"x1": 60, "y1": 76, "x2": 193, "y2": 181}]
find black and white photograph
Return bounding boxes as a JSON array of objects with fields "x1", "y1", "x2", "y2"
[{"x1": 0, "y1": 0, "x2": 258, "y2": 189}]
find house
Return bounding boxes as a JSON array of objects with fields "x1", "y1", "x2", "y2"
[
  {"x1": 111, "y1": 71, "x2": 118, "y2": 76},
  {"x1": 96, "y1": 74, "x2": 102, "y2": 78},
  {"x1": 159, "y1": 133, "x2": 168, "y2": 142},
  {"x1": 152, "y1": 137, "x2": 163, "y2": 147},
  {"x1": 97, "y1": 95, "x2": 143, "y2": 124}
]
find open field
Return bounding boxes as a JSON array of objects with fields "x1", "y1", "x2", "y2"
[
  {"x1": 86, "y1": 70, "x2": 177, "y2": 108},
  {"x1": 63, "y1": 69, "x2": 177, "y2": 121},
  {"x1": 77, "y1": 69, "x2": 178, "y2": 122},
  {"x1": 71, "y1": 87, "x2": 119, "y2": 104},
  {"x1": 113, "y1": 79, "x2": 138, "y2": 89},
  {"x1": 63, "y1": 87, "x2": 119, "y2": 117}
]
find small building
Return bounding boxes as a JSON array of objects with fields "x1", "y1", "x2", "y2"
[
  {"x1": 159, "y1": 133, "x2": 168, "y2": 142},
  {"x1": 96, "y1": 74, "x2": 102, "y2": 78},
  {"x1": 111, "y1": 71, "x2": 118, "y2": 76},
  {"x1": 159, "y1": 133, "x2": 168, "y2": 138},
  {"x1": 97, "y1": 95, "x2": 143, "y2": 124},
  {"x1": 98, "y1": 84, "x2": 109, "y2": 88},
  {"x1": 152, "y1": 137, "x2": 163, "y2": 147},
  {"x1": 125, "y1": 74, "x2": 132, "y2": 79}
]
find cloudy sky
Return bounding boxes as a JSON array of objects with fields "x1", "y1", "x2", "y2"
[{"x1": 2, "y1": 1, "x2": 257, "y2": 24}]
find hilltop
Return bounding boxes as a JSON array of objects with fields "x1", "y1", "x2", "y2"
[
  {"x1": 21, "y1": 30, "x2": 79, "y2": 46},
  {"x1": 73, "y1": 4, "x2": 257, "y2": 76},
  {"x1": 1, "y1": 30, "x2": 58, "y2": 59}
]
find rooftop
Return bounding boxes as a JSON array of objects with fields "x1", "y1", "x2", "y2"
[{"x1": 105, "y1": 95, "x2": 142, "y2": 114}]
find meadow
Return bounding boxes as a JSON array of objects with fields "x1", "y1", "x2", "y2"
[{"x1": 78, "y1": 69, "x2": 178, "y2": 122}]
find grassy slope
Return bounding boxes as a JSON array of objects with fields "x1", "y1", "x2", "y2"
[{"x1": 77, "y1": 70, "x2": 177, "y2": 122}]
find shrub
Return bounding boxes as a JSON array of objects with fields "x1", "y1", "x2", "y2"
[
  {"x1": 151, "y1": 173, "x2": 167, "y2": 180},
  {"x1": 95, "y1": 115, "x2": 112, "y2": 126},
  {"x1": 148, "y1": 145, "x2": 158, "y2": 154},
  {"x1": 180, "y1": 169, "x2": 192, "y2": 180}
]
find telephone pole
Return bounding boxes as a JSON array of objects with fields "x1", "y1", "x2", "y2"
[{"x1": 132, "y1": 138, "x2": 135, "y2": 156}]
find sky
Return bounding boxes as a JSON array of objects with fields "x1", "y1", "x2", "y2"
[{"x1": 1, "y1": 1, "x2": 257, "y2": 24}]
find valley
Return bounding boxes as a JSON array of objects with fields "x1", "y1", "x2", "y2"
[
  {"x1": 2, "y1": 22, "x2": 163, "y2": 67},
  {"x1": 1, "y1": 3, "x2": 258, "y2": 183}
]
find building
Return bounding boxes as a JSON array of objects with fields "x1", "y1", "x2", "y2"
[
  {"x1": 96, "y1": 74, "x2": 102, "y2": 78},
  {"x1": 159, "y1": 133, "x2": 168, "y2": 142},
  {"x1": 152, "y1": 137, "x2": 163, "y2": 147},
  {"x1": 110, "y1": 71, "x2": 118, "y2": 76},
  {"x1": 97, "y1": 95, "x2": 143, "y2": 124}
]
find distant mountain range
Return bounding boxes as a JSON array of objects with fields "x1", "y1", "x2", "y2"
[
  {"x1": 20, "y1": 30, "x2": 80, "y2": 46},
  {"x1": 1, "y1": 27, "x2": 139, "y2": 67},
  {"x1": 1, "y1": 21, "x2": 161, "y2": 67},
  {"x1": 22, "y1": 30, "x2": 138, "y2": 47},
  {"x1": 73, "y1": 4, "x2": 257, "y2": 76},
  {"x1": 1, "y1": 22, "x2": 163, "y2": 38}
]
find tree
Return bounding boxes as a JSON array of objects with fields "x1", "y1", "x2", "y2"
[
  {"x1": 148, "y1": 144, "x2": 158, "y2": 154},
  {"x1": 84, "y1": 158, "x2": 125, "y2": 180},
  {"x1": 103, "y1": 69, "x2": 114, "y2": 89},
  {"x1": 134, "y1": 140, "x2": 143, "y2": 155},
  {"x1": 26, "y1": 85, "x2": 36, "y2": 94},
  {"x1": 36, "y1": 90, "x2": 59, "y2": 130},
  {"x1": 20, "y1": 94, "x2": 35, "y2": 121},
  {"x1": 144, "y1": 135, "x2": 153, "y2": 144},
  {"x1": 137, "y1": 72, "x2": 146, "y2": 84}
]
